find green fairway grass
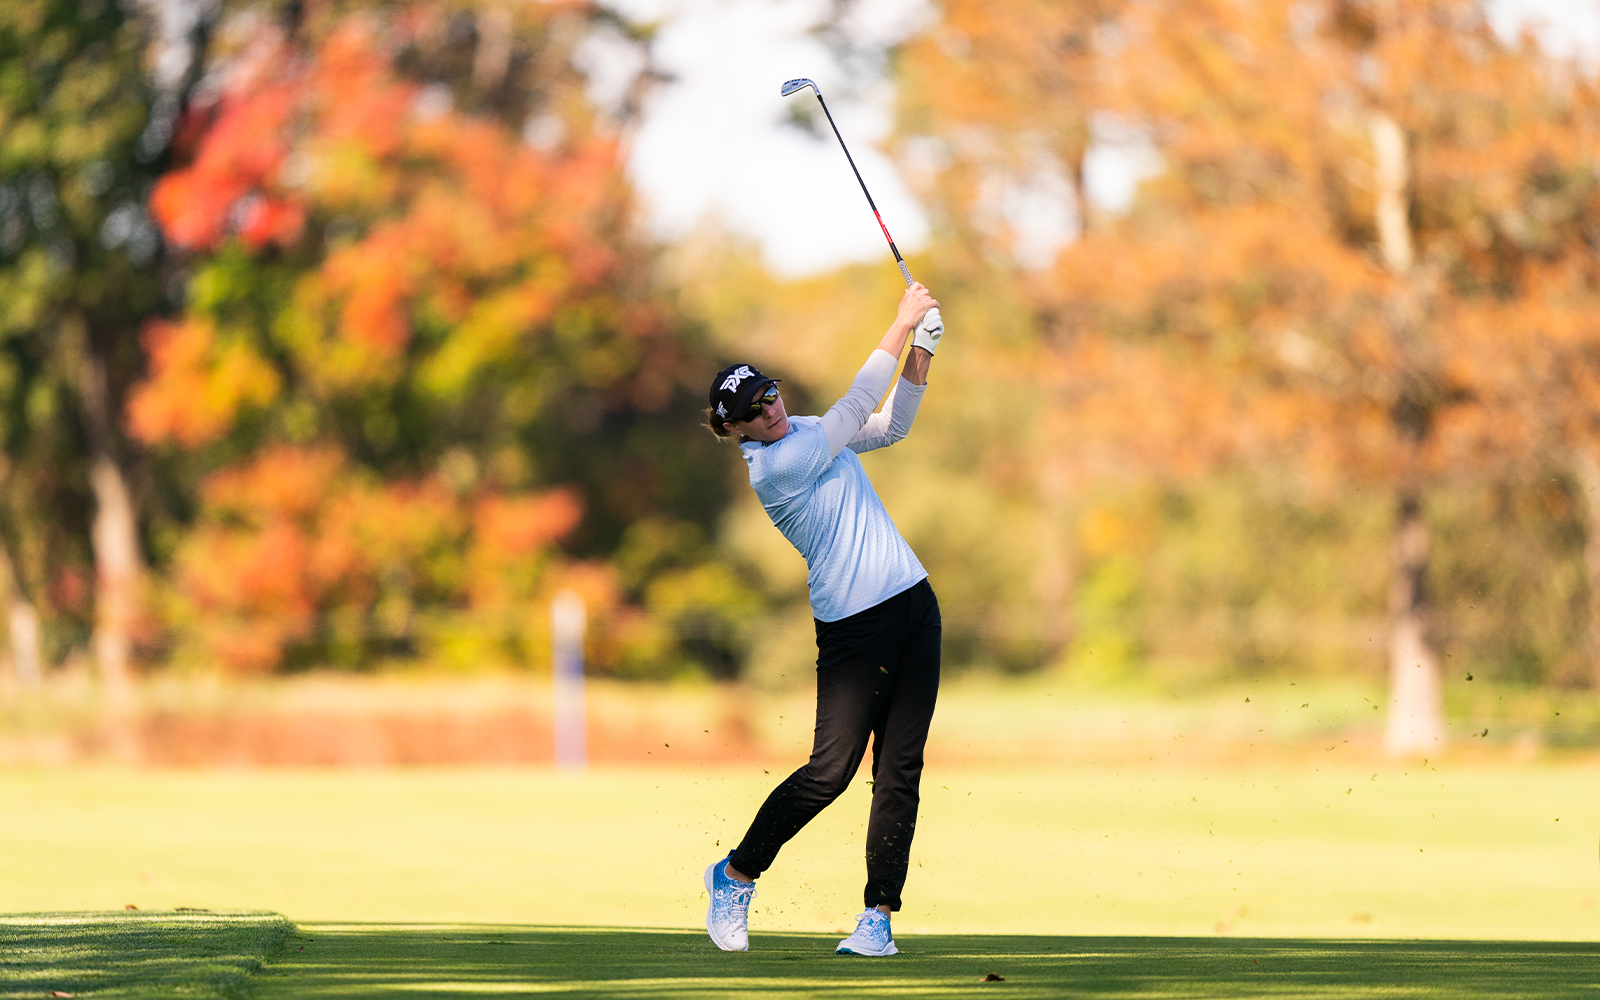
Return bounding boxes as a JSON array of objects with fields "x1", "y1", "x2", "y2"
[
  {"x1": 257, "y1": 923, "x2": 1600, "y2": 999},
  {"x1": 5, "y1": 916, "x2": 1596, "y2": 999},
  {"x1": 0, "y1": 911, "x2": 291, "y2": 999},
  {"x1": 1, "y1": 762, "x2": 1596, "y2": 939}
]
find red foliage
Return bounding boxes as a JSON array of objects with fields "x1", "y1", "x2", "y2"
[
  {"x1": 150, "y1": 80, "x2": 303, "y2": 250},
  {"x1": 145, "y1": 20, "x2": 635, "y2": 395}
]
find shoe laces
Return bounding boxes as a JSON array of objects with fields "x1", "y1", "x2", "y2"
[
  {"x1": 721, "y1": 880, "x2": 755, "y2": 917},
  {"x1": 852, "y1": 909, "x2": 887, "y2": 937}
]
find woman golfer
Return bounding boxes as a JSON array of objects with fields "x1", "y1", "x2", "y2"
[{"x1": 702, "y1": 282, "x2": 944, "y2": 956}]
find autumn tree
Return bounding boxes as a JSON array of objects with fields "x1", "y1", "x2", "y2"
[
  {"x1": 897, "y1": 0, "x2": 1600, "y2": 749},
  {"x1": 131, "y1": 1, "x2": 730, "y2": 673},
  {"x1": 882, "y1": 0, "x2": 1123, "y2": 662}
]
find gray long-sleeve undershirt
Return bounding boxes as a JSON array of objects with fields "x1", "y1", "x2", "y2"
[{"x1": 819, "y1": 349, "x2": 927, "y2": 457}]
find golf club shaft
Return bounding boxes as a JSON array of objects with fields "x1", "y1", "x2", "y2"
[{"x1": 812, "y1": 92, "x2": 915, "y2": 289}]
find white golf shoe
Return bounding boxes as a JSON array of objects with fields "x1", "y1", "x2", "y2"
[
  {"x1": 704, "y1": 854, "x2": 756, "y2": 951},
  {"x1": 835, "y1": 908, "x2": 898, "y2": 956}
]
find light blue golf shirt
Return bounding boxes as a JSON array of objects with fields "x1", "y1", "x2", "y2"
[{"x1": 741, "y1": 350, "x2": 928, "y2": 622}]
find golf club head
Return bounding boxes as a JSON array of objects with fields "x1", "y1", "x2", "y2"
[{"x1": 780, "y1": 77, "x2": 819, "y2": 98}]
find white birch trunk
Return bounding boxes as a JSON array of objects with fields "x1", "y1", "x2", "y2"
[
  {"x1": 1384, "y1": 495, "x2": 1445, "y2": 754},
  {"x1": 1371, "y1": 114, "x2": 1415, "y2": 274},
  {"x1": 472, "y1": 5, "x2": 513, "y2": 92},
  {"x1": 9, "y1": 600, "x2": 41, "y2": 688},
  {"x1": 1371, "y1": 112, "x2": 1446, "y2": 755},
  {"x1": 0, "y1": 541, "x2": 42, "y2": 688},
  {"x1": 89, "y1": 453, "x2": 141, "y2": 699}
]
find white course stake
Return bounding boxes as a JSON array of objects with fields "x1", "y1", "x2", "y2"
[{"x1": 551, "y1": 589, "x2": 587, "y2": 768}]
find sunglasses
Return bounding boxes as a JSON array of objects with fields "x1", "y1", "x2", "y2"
[{"x1": 739, "y1": 385, "x2": 780, "y2": 422}]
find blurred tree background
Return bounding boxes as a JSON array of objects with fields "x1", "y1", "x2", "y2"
[
  {"x1": 885, "y1": 0, "x2": 1600, "y2": 747},
  {"x1": 2, "y1": 0, "x2": 1599, "y2": 746}
]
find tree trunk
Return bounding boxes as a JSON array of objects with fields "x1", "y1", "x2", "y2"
[
  {"x1": 1370, "y1": 114, "x2": 1415, "y2": 274},
  {"x1": 1573, "y1": 448, "x2": 1600, "y2": 688},
  {"x1": 1384, "y1": 492, "x2": 1444, "y2": 755},
  {"x1": 73, "y1": 322, "x2": 143, "y2": 701},
  {"x1": 88, "y1": 453, "x2": 141, "y2": 695},
  {"x1": 472, "y1": 5, "x2": 514, "y2": 93},
  {"x1": 1035, "y1": 459, "x2": 1074, "y2": 665},
  {"x1": 1370, "y1": 112, "x2": 1444, "y2": 755},
  {"x1": 1068, "y1": 147, "x2": 1090, "y2": 241},
  {"x1": 0, "y1": 541, "x2": 41, "y2": 689}
]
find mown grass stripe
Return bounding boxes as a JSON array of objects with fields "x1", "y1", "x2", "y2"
[
  {"x1": 254, "y1": 923, "x2": 1600, "y2": 1000},
  {"x1": 0, "y1": 911, "x2": 293, "y2": 1000}
]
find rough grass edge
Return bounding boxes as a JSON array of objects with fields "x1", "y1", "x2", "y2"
[
  {"x1": 217, "y1": 912, "x2": 296, "y2": 1000},
  {"x1": 0, "y1": 911, "x2": 296, "y2": 1000}
]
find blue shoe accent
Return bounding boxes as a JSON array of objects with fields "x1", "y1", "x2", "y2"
[
  {"x1": 704, "y1": 853, "x2": 755, "y2": 951},
  {"x1": 836, "y1": 908, "x2": 897, "y2": 956}
]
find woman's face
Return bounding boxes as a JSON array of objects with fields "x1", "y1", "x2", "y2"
[{"x1": 729, "y1": 389, "x2": 790, "y2": 442}]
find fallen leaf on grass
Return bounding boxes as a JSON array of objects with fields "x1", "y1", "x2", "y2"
[{"x1": 50, "y1": 991, "x2": 74, "y2": 997}]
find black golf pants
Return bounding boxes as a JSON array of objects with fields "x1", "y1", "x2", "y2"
[{"x1": 728, "y1": 578, "x2": 941, "y2": 912}]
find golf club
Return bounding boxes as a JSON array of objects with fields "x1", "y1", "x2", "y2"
[{"x1": 781, "y1": 77, "x2": 921, "y2": 291}]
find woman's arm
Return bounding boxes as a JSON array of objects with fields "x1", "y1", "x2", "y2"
[
  {"x1": 848, "y1": 344, "x2": 935, "y2": 453},
  {"x1": 901, "y1": 343, "x2": 931, "y2": 386},
  {"x1": 819, "y1": 351, "x2": 898, "y2": 457},
  {"x1": 819, "y1": 285, "x2": 939, "y2": 457},
  {"x1": 848, "y1": 292, "x2": 940, "y2": 451},
  {"x1": 888, "y1": 345, "x2": 933, "y2": 433}
]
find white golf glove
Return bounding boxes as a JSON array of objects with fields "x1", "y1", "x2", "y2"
[{"x1": 912, "y1": 306, "x2": 943, "y2": 355}]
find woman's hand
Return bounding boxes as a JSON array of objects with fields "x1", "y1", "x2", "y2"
[
  {"x1": 895, "y1": 283, "x2": 938, "y2": 334},
  {"x1": 877, "y1": 282, "x2": 939, "y2": 358}
]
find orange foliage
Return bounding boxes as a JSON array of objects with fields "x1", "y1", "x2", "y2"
[
  {"x1": 127, "y1": 318, "x2": 280, "y2": 448},
  {"x1": 200, "y1": 445, "x2": 347, "y2": 520},
  {"x1": 475, "y1": 491, "x2": 582, "y2": 558},
  {"x1": 902, "y1": 0, "x2": 1600, "y2": 486},
  {"x1": 132, "y1": 6, "x2": 667, "y2": 673},
  {"x1": 180, "y1": 519, "x2": 316, "y2": 673},
  {"x1": 466, "y1": 490, "x2": 583, "y2": 608},
  {"x1": 174, "y1": 445, "x2": 579, "y2": 672}
]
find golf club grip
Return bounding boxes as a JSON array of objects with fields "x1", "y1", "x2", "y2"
[{"x1": 898, "y1": 260, "x2": 913, "y2": 287}]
